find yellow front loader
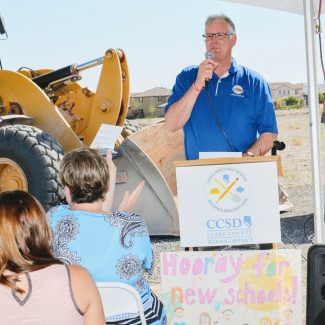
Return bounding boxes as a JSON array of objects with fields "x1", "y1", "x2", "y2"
[{"x1": 0, "y1": 49, "x2": 179, "y2": 235}]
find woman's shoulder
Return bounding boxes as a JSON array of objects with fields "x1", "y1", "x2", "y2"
[
  {"x1": 67, "y1": 265, "x2": 97, "y2": 297},
  {"x1": 68, "y1": 265, "x2": 93, "y2": 280},
  {"x1": 67, "y1": 265, "x2": 105, "y2": 320},
  {"x1": 47, "y1": 204, "x2": 69, "y2": 218},
  {"x1": 47, "y1": 205, "x2": 106, "y2": 222},
  {"x1": 67, "y1": 265, "x2": 98, "y2": 300}
]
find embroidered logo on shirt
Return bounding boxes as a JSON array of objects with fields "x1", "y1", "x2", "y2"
[{"x1": 232, "y1": 85, "x2": 244, "y2": 95}]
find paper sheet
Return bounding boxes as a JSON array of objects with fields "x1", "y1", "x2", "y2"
[
  {"x1": 90, "y1": 124, "x2": 123, "y2": 151},
  {"x1": 199, "y1": 151, "x2": 242, "y2": 158}
]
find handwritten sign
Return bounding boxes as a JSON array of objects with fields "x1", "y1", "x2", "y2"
[{"x1": 161, "y1": 250, "x2": 302, "y2": 325}]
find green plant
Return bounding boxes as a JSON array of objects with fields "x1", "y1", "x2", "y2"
[
  {"x1": 299, "y1": 98, "x2": 305, "y2": 108},
  {"x1": 285, "y1": 96, "x2": 299, "y2": 106},
  {"x1": 132, "y1": 100, "x2": 142, "y2": 110},
  {"x1": 148, "y1": 103, "x2": 157, "y2": 117},
  {"x1": 274, "y1": 99, "x2": 282, "y2": 110}
]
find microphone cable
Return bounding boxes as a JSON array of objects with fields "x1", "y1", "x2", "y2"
[{"x1": 205, "y1": 82, "x2": 239, "y2": 152}]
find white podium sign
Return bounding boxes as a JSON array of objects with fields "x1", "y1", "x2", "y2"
[{"x1": 176, "y1": 160, "x2": 280, "y2": 247}]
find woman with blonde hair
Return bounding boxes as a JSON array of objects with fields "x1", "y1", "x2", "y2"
[
  {"x1": 48, "y1": 147, "x2": 166, "y2": 324},
  {"x1": 0, "y1": 190, "x2": 105, "y2": 325}
]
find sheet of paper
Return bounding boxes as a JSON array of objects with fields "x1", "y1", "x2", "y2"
[
  {"x1": 90, "y1": 124, "x2": 123, "y2": 151},
  {"x1": 199, "y1": 151, "x2": 242, "y2": 158}
]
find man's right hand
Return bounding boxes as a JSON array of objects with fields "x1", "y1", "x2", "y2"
[
  {"x1": 196, "y1": 58, "x2": 218, "y2": 89},
  {"x1": 165, "y1": 59, "x2": 217, "y2": 133}
]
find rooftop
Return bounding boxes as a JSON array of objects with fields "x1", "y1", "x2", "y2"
[{"x1": 131, "y1": 87, "x2": 172, "y2": 98}]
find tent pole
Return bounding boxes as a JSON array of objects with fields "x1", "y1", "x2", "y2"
[{"x1": 304, "y1": 0, "x2": 325, "y2": 243}]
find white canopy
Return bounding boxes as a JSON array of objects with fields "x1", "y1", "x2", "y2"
[
  {"x1": 224, "y1": 0, "x2": 324, "y2": 15},
  {"x1": 222, "y1": 0, "x2": 325, "y2": 242}
]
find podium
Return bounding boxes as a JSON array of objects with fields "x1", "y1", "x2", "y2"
[
  {"x1": 174, "y1": 156, "x2": 282, "y2": 248},
  {"x1": 162, "y1": 157, "x2": 303, "y2": 324}
]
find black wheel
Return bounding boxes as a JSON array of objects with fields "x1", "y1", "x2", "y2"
[{"x1": 0, "y1": 124, "x2": 65, "y2": 210}]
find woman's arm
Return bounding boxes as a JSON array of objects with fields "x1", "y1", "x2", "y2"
[
  {"x1": 102, "y1": 149, "x2": 145, "y2": 213},
  {"x1": 118, "y1": 180, "x2": 145, "y2": 211},
  {"x1": 102, "y1": 150, "x2": 117, "y2": 212},
  {"x1": 68, "y1": 265, "x2": 105, "y2": 325}
]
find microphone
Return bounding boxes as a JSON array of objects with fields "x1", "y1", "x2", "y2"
[
  {"x1": 205, "y1": 50, "x2": 213, "y2": 59},
  {"x1": 205, "y1": 51, "x2": 213, "y2": 88},
  {"x1": 271, "y1": 141, "x2": 286, "y2": 156}
]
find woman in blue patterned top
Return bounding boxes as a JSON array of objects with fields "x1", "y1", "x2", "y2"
[{"x1": 47, "y1": 148, "x2": 166, "y2": 325}]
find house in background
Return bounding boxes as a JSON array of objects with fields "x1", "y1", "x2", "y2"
[
  {"x1": 269, "y1": 82, "x2": 304, "y2": 100},
  {"x1": 127, "y1": 82, "x2": 309, "y2": 119},
  {"x1": 128, "y1": 87, "x2": 172, "y2": 119}
]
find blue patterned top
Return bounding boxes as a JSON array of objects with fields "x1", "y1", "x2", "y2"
[{"x1": 47, "y1": 206, "x2": 153, "y2": 306}]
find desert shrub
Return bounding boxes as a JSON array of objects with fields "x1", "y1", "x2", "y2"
[{"x1": 286, "y1": 96, "x2": 299, "y2": 106}]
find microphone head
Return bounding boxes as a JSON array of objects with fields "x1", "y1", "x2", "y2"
[
  {"x1": 205, "y1": 51, "x2": 213, "y2": 59},
  {"x1": 273, "y1": 141, "x2": 286, "y2": 151}
]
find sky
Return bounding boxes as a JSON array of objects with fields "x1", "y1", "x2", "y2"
[{"x1": 1, "y1": 0, "x2": 324, "y2": 92}]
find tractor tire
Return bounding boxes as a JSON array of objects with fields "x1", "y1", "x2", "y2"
[{"x1": 0, "y1": 124, "x2": 65, "y2": 210}]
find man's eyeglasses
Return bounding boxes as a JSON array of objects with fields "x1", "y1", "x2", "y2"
[{"x1": 202, "y1": 32, "x2": 234, "y2": 42}]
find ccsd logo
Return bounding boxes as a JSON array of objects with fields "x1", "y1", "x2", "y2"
[
  {"x1": 206, "y1": 168, "x2": 250, "y2": 212},
  {"x1": 207, "y1": 216, "x2": 252, "y2": 229}
]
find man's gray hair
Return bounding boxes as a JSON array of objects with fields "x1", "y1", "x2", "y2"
[{"x1": 205, "y1": 14, "x2": 236, "y2": 34}]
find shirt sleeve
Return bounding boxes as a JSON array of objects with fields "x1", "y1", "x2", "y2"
[
  {"x1": 139, "y1": 221, "x2": 154, "y2": 273},
  {"x1": 164, "y1": 66, "x2": 197, "y2": 113},
  {"x1": 114, "y1": 211, "x2": 154, "y2": 273},
  {"x1": 255, "y1": 78, "x2": 278, "y2": 135}
]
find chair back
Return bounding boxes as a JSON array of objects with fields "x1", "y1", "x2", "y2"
[{"x1": 96, "y1": 282, "x2": 147, "y2": 325}]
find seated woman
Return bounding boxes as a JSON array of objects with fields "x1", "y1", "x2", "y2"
[
  {"x1": 0, "y1": 190, "x2": 105, "y2": 325},
  {"x1": 47, "y1": 147, "x2": 166, "y2": 325}
]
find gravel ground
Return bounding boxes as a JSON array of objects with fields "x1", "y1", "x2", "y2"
[{"x1": 136, "y1": 108, "x2": 325, "y2": 323}]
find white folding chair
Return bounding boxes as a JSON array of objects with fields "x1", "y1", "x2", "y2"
[{"x1": 96, "y1": 282, "x2": 147, "y2": 325}]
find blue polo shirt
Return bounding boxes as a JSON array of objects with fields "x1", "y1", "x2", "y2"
[{"x1": 165, "y1": 59, "x2": 278, "y2": 160}]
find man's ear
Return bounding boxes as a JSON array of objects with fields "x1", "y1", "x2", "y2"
[
  {"x1": 64, "y1": 186, "x2": 72, "y2": 203},
  {"x1": 231, "y1": 34, "x2": 237, "y2": 47}
]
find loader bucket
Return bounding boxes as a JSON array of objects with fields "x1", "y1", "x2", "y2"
[
  {"x1": 127, "y1": 122, "x2": 185, "y2": 197},
  {"x1": 112, "y1": 122, "x2": 185, "y2": 236},
  {"x1": 112, "y1": 135, "x2": 179, "y2": 236}
]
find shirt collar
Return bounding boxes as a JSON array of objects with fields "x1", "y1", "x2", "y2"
[
  {"x1": 213, "y1": 58, "x2": 238, "y2": 80},
  {"x1": 228, "y1": 58, "x2": 239, "y2": 74}
]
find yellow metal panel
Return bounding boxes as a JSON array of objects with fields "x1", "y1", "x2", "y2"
[
  {"x1": 0, "y1": 70, "x2": 82, "y2": 151},
  {"x1": 55, "y1": 88, "x2": 94, "y2": 138},
  {"x1": 116, "y1": 49, "x2": 130, "y2": 126},
  {"x1": 83, "y1": 49, "x2": 123, "y2": 146}
]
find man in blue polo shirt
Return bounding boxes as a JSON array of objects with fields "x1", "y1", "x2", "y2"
[
  {"x1": 165, "y1": 14, "x2": 278, "y2": 160},
  {"x1": 165, "y1": 14, "x2": 293, "y2": 212}
]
